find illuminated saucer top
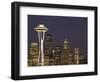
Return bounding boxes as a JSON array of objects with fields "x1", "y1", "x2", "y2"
[{"x1": 34, "y1": 24, "x2": 48, "y2": 32}]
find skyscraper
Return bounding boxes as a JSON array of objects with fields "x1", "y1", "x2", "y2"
[
  {"x1": 28, "y1": 42, "x2": 39, "y2": 66},
  {"x1": 53, "y1": 43, "x2": 61, "y2": 65},
  {"x1": 74, "y1": 48, "x2": 80, "y2": 64},
  {"x1": 61, "y1": 39, "x2": 73, "y2": 65},
  {"x1": 44, "y1": 34, "x2": 54, "y2": 65}
]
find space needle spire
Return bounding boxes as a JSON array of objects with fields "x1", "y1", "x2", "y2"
[{"x1": 34, "y1": 24, "x2": 48, "y2": 66}]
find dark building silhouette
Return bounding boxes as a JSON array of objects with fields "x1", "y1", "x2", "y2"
[
  {"x1": 44, "y1": 34, "x2": 54, "y2": 65},
  {"x1": 79, "y1": 55, "x2": 87, "y2": 64}
]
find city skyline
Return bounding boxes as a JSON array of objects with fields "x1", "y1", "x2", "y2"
[
  {"x1": 28, "y1": 22, "x2": 87, "y2": 66},
  {"x1": 28, "y1": 15, "x2": 87, "y2": 58},
  {"x1": 28, "y1": 35, "x2": 87, "y2": 66}
]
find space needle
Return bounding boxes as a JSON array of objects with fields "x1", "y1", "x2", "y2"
[{"x1": 34, "y1": 24, "x2": 48, "y2": 66}]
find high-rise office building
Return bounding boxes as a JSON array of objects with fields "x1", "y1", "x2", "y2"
[
  {"x1": 61, "y1": 39, "x2": 74, "y2": 65},
  {"x1": 74, "y1": 48, "x2": 80, "y2": 64},
  {"x1": 28, "y1": 42, "x2": 39, "y2": 66},
  {"x1": 44, "y1": 34, "x2": 54, "y2": 65},
  {"x1": 53, "y1": 43, "x2": 61, "y2": 65}
]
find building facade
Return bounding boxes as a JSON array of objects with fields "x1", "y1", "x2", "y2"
[
  {"x1": 28, "y1": 42, "x2": 39, "y2": 66},
  {"x1": 61, "y1": 39, "x2": 74, "y2": 65},
  {"x1": 44, "y1": 34, "x2": 54, "y2": 65},
  {"x1": 53, "y1": 44, "x2": 61, "y2": 65},
  {"x1": 74, "y1": 48, "x2": 80, "y2": 64}
]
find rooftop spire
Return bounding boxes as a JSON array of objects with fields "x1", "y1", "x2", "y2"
[{"x1": 64, "y1": 38, "x2": 68, "y2": 43}]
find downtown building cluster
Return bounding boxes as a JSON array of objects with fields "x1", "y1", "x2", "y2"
[{"x1": 28, "y1": 34, "x2": 87, "y2": 66}]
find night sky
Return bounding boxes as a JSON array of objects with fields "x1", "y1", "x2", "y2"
[{"x1": 28, "y1": 15, "x2": 87, "y2": 57}]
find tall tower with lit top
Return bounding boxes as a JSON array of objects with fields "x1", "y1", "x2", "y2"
[
  {"x1": 61, "y1": 39, "x2": 70, "y2": 64},
  {"x1": 34, "y1": 24, "x2": 48, "y2": 66},
  {"x1": 64, "y1": 39, "x2": 69, "y2": 49}
]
